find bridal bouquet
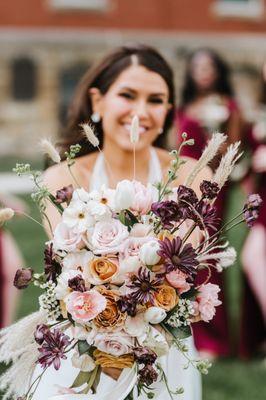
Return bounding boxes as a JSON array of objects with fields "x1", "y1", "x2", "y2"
[{"x1": 0, "y1": 121, "x2": 262, "y2": 400}]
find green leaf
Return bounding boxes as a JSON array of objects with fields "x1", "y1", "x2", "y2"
[
  {"x1": 71, "y1": 371, "x2": 92, "y2": 388},
  {"x1": 78, "y1": 340, "x2": 91, "y2": 355},
  {"x1": 118, "y1": 210, "x2": 138, "y2": 229},
  {"x1": 161, "y1": 322, "x2": 191, "y2": 340},
  {"x1": 181, "y1": 288, "x2": 199, "y2": 300},
  {"x1": 79, "y1": 366, "x2": 99, "y2": 394}
]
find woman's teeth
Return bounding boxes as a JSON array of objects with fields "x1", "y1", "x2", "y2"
[{"x1": 124, "y1": 124, "x2": 147, "y2": 134}]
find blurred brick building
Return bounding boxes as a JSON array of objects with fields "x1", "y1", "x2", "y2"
[{"x1": 0, "y1": 0, "x2": 266, "y2": 155}]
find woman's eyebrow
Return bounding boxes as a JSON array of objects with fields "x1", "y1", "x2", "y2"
[{"x1": 118, "y1": 86, "x2": 167, "y2": 97}]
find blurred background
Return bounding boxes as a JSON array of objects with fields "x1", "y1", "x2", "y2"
[{"x1": 0, "y1": 1, "x2": 265, "y2": 399}]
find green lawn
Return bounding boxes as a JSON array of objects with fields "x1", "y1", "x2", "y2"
[{"x1": 1, "y1": 182, "x2": 265, "y2": 399}]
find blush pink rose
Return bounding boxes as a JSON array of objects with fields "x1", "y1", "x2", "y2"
[
  {"x1": 196, "y1": 283, "x2": 222, "y2": 322},
  {"x1": 166, "y1": 270, "x2": 191, "y2": 294},
  {"x1": 93, "y1": 331, "x2": 133, "y2": 356},
  {"x1": 66, "y1": 290, "x2": 107, "y2": 323},
  {"x1": 53, "y1": 222, "x2": 85, "y2": 252},
  {"x1": 87, "y1": 218, "x2": 129, "y2": 255},
  {"x1": 131, "y1": 181, "x2": 154, "y2": 215}
]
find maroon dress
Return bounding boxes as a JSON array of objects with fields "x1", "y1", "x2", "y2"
[
  {"x1": 239, "y1": 127, "x2": 266, "y2": 358},
  {"x1": 175, "y1": 100, "x2": 240, "y2": 356}
]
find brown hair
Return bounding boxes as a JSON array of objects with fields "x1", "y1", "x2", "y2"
[{"x1": 59, "y1": 44, "x2": 175, "y2": 158}]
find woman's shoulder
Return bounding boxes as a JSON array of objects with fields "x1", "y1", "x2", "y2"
[{"x1": 43, "y1": 152, "x2": 98, "y2": 193}]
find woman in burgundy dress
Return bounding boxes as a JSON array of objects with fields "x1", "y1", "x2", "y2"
[
  {"x1": 240, "y1": 64, "x2": 266, "y2": 357},
  {"x1": 175, "y1": 48, "x2": 243, "y2": 358}
]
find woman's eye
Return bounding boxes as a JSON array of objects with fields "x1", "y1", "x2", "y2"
[
  {"x1": 149, "y1": 97, "x2": 164, "y2": 104},
  {"x1": 119, "y1": 92, "x2": 134, "y2": 99}
]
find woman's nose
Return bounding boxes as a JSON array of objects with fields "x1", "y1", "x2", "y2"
[{"x1": 133, "y1": 100, "x2": 149, "y2": 118}]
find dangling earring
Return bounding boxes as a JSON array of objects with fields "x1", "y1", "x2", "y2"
[
  {"x1": 158, "y1": 128, "x2": 163, "y2": 135},
  {"x1": 91, "y1": 112, "x2": 101, "y2": 123}
]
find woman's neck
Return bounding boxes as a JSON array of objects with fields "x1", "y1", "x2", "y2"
[{"x1": 102, "y1": 141, "x2": 152, "y2": 185}]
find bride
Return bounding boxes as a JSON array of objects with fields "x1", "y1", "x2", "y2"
[{"x1": 38, "y1": 44, "x2": 211, "y2": 399}]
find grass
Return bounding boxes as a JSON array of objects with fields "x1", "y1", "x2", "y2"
[{"x1": 1, "y1": 184, "x2": 265, "y2": 399}]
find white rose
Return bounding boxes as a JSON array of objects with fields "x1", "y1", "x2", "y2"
[
  {"x1": 124, "y1": 314, "x2": 149, "y2": 338},
  {"x1": 53, "y1": 222, "x2": 84, "y2": 253},
  {"x1": 93, "y1": 332, "x2": 133, "y2": 356},
  {"x1": 140, "y1": 240, "x2": 161, "y2": 266},
  {"x1": 144, "y1": 307, "x2": 167, "y2": 324},
  {"x1": 71, "y1": 351, "x2": 95, "y2": 372},
  {"x1": 114, "y1": 180, "x2": 135, "y2": 211},
  {"x1": 62, "y1": 249, "x2": 93, "y2": 271},
  {"x1": 86, "y1": 218, "x2": 129, "y2": 255}
]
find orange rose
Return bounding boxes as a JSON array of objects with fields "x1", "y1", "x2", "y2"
[
  {"x1": 93, "y1": 349, "x2": 134, "y2": 369},
  {"x1": 88, "y1": 257, "x2": 118, "y2": 284},
  {"x1": 154, "y1": 284, "x2": 178, "y2": 311},
  {"x1": 94, "y1": 287, "x2": 126, "y2": 331}
]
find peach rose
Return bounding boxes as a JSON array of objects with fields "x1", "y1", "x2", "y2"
[
  {"x1": 86, "y1": 257, "x2": 118, "y2": 285},
  {"x1": 154, "y1": 284, "x2": 178, "y2": 311},
  {"x1": 93, "y1": 288, "x2": 126, "y2": 331},
  {"x1": 93, "y1": 349, "x2": 134, "y2": 369},
  {"x1": 65, "y1": 290, "x2": 106, "y2": 323}
]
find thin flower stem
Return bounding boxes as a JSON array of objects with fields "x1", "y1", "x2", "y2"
[
  {"x1": 160, "y1": 368, "x2": 175, "y2": 400},
  {"x1": 67, "y1": 164, "x2": 81, "y2": 188},
  {"x1": 25, "y1": 366, "x2": 48, "y2": 399},
  {"x1": 133, "y1": 143, "x2": 136, "y2": 181},
  {"x1": 98, "y1": 147, "x2": 116, "y2": 187},
  {"x1": 15, "y1": 211, "x2": 45, "y2": 229},
  {"x1": 182, "y1": 223, "x2": 196, "y2": 244}
]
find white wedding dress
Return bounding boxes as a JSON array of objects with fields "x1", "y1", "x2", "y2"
[{"x1": 31, "y1": 148, "x2": 202, "y2": 400}]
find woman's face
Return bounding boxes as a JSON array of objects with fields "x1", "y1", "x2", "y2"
[
  {"x1": 190, "y1": 52, "x2": 218, "y2": 92},
  {"x1": 93, "y1": 65, "x2": 171, "y2": 151}
]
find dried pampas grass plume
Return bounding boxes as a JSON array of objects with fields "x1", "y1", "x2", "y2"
[
  {"x1": 213, "y1": 141, "x2": 242, "y2": 189},
  {"x1": 40, "y1": 138, "x2": 61, "y2": 164},
  {"x1": 80, "y1": 122, "x2": 100, "y2": 147},
  {"x1": 185, "y1": 133, "x2": 227, "y2": 187},
  {"x1": 0, "y1": 208, "x2": 14, "y2": 225}
]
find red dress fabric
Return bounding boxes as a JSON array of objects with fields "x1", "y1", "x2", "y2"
[
  {"x1": 239, "y1": 127, "x2": 266, "y2": 358},
  {"x1": 175, "y1": 100, "x2": 239, "y2": 356}
]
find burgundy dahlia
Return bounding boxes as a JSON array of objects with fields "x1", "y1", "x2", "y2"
[
  {"x1": 37, "y1": 328, "x2": 71, "y2": 370},
  {"x1": 138, "y1": 364, "x2": 158, "y2": 386},
  {"x1": 151, "y1": 200, "x2": 182, "y2": 229},
  {"x1": 200, "y1": 180, "x2": 219, "y2": 200},
  {"x1": 13, "y1": 268, "x2": 33, "y2": 289},
  {"x1": 127, "y1": 267, "x2": 163, "y2": 305},
  {"x1": 158, "y1": 237, "x2": 198, "y2": 281},
  {"x1": 117, "y1": 295, "x2": 137, "y2": 317},
  {"x1": 55, "y1": 184, "x2": 74, "y2": 205},
  {"x1": 177, "y1": 185, "x2": 198, "y2": 206},
  {"x1": 44, "y1": 244, "x2": 62, "y2": 282},
  {"x1": 133, "y1": 347, "x2": 157, "y2": 365},
  {"x1": 68, "y1": 275, "x2": 86, "y2": 292},
  {"x1": 195, "y1": 202, "x2": 219, "y2": 231},
  {"x1": 243, "y1": 194, "x2": 263, "y2": 227}
]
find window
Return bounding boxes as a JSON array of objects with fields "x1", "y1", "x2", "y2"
[
  {"x1": 213, "y1": 0, "x2": 264, "y2": 19},
  {"x1": 59, "y1": 63, "x2": 89, "y2": 124},
  {"x1": 49, "y1": 0, "x2": 109, "y2": 12},
  {"x1": 11, "y1": 58, "x2": 37, "y2": 101}
]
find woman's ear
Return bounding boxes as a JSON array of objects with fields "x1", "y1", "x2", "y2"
[{"x1": 89, "y1": 87, "x2": 103, "y2": 115}]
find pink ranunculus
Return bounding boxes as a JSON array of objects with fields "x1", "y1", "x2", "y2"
[
  {"x1": 87, "y1": 218, "x2": 129, "y2": 255},
  {"x1": 131, "y1": 181, "x2": 154, "y2": 215},
  {"x1": 65, "y1": 290, "x2": 107, "y2": 323},
  {"x1": 196, "y1": 283, "x2": 222, "y2": 322},
  {"x1": 53, "y1": 222, "x2": 85, "y2": 252},
  {"x1": 93, "y1": 331, "x2": 133, "y2": 356},
  {"x1": 166, "y1": 270, "x2": 191, "y2": 294}
]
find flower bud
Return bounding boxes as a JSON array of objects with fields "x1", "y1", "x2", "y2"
[
  {"x1": 144, "y1": 306, "x2": 167, "y2": 324},
  {"x1": 139, "y1": 240, "x2": 161, "y2": 266},
  {"x1": 114, "y1": 180, "x2": 135, "y2": 211},
  {"x1": 13, "y1": 268, "x2": 33, "y2": 289},
  {"x1": 34, "y1": 324, "x2": 50, "y2": 345}
]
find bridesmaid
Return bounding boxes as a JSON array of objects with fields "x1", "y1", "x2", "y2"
[
  {"x1": 175, "y1": 48, "x2": 243, "y2": 358},
  {"x1": 240, "y1": 62, "x2": 266, "y2": 358}
]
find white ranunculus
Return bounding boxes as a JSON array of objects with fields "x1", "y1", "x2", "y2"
[
  {"x1": 62, "y1": 249, "x2": 93, "y2": 271},
  {"x1": 55, "y1": 270, "x2": 83, "y2": 300},
  {"x1": 139, "y1": 240, "x2": 161, "y2": 266},
  {"x1": 62, "y1": 200, "x2": 95, "y2": 233},
  {"x1": 71, "y1": 351, "x2": 96, "y2": 372},
  {"x1": 144, "y1": 306, "x2": 167, "y2": 324},
  {"x1": 114, "y1": 180, "x2": 135, "y2": 211}
]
